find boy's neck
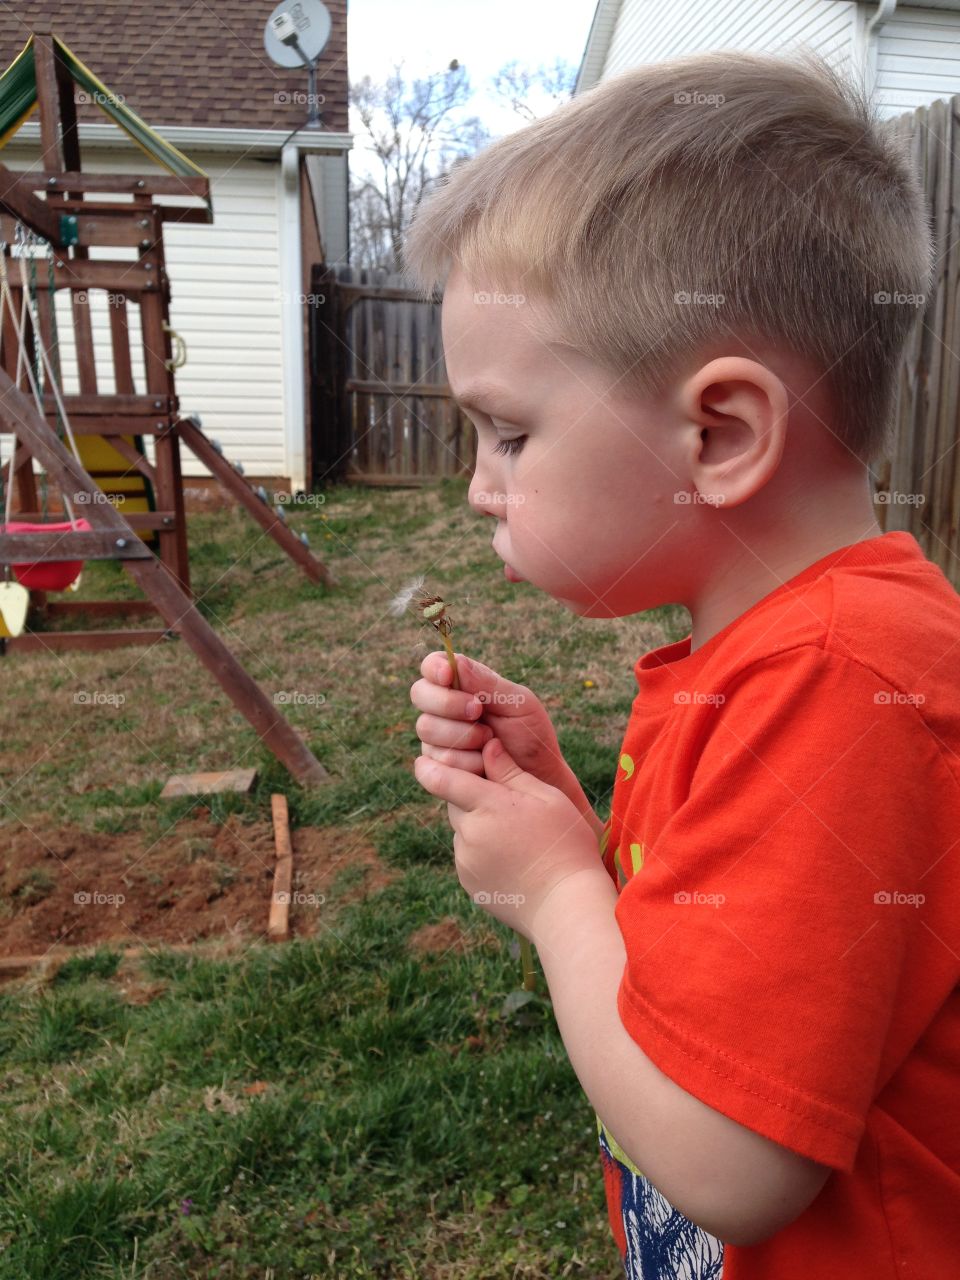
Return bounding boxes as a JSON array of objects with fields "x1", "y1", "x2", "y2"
[{"x1": 686, "y1": 480, "x2": 883, "y2": 654}]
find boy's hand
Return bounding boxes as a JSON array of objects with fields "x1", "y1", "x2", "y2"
[
  {"x1": 413, "y1": 735, "x2": 603, "y2": 941},
  {"x1": 410, "y1": 652, "x2": 605, "y2": 840},
  {"x1": 411, "y1": 651, "x2": 567, "y2": 782}
]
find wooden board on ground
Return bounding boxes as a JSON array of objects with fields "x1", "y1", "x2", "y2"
[
  {"x1": 160, "y1": 768, "x2": 258, "y2": 799},
  {"x1": 268, "y1": 793, "x2": 293, "y2": 941}
]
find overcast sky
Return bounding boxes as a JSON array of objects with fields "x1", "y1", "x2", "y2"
[{"x1": 345, "y1": 0, "x2": 598, "y2": 153}]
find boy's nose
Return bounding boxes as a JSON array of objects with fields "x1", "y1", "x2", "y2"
[{"x1": 468, "y1": 468, "x2": 504, "y2": 518}]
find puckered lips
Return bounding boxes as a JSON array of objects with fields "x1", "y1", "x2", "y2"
[{"x1": 493, "y1": 538, "x2": 525, "y2": 583}]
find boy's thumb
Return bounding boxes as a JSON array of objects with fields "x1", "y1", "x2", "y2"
[{"x1": 481, "y1": 736, "x2": 530, "y2": 787}]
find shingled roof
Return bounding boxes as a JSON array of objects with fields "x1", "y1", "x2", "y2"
[{"x1": 0, "y1": 0, "x2": 349, "y2": 136}]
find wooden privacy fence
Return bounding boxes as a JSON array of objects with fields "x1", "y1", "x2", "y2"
[
  {"x1": 309, "y1": 263, "x2": 475, "y2": 487},
  {"x1": 883, "y1": 96, "x2": 960, "y2": 587}
]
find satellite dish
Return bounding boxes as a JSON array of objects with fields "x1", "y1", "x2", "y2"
[{"x1": 264, "y1": 0, "x2": 331, "y2": 68}]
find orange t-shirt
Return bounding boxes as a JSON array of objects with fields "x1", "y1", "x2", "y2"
[{"x1": 597, "y1": 530, "x2": 960, "y2": 1278}]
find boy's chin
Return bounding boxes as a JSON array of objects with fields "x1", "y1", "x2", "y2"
[
  {"x1": 557, "y1": 592, "x2": 668, "y2": 620},
  {"x1": 555, "y1": 596, "x2": 619, "y2": 618}
]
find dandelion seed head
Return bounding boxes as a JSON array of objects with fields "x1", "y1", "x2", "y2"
[{"x1": 388, "y1": 574, "x2": 426, "y2": 617}]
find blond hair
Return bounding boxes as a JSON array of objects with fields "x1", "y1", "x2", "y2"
[{"x1": 401, "y1": 48, "x2": 933, "y2": 465}]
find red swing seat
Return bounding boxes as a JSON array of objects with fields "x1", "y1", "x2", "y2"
[{"x1": 1, "y1": 518, "x2": 92, "y2": 590}]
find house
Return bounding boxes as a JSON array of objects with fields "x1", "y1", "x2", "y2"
[
  {"x1": 577, "y1": 0, "x2": 960, "y2": 116},
  {"x1": 0, "y1": 0, "x2": 351, "y2": 494}
]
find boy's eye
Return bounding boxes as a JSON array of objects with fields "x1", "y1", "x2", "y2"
[{"x1": 492, "y1": 436, "x2": 527, "y2": 456}]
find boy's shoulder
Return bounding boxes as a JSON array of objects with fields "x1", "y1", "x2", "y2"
[{"x1": 699, "y1": 531, "x2": 958, "y2": 700}]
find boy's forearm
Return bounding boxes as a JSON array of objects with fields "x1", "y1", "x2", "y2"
[
  {"x1": 529, "y1": 869, "x2": 733, "y2": 1243},
  {"x1": 550, "y1": 759, "x2": 606, "y2": 841}
]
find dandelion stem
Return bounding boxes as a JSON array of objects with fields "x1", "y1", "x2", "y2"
[
  {"x1": 392, "y1": 576, "x2": 533, "y2": 991},
  {"x1": 440, "y1": 631, "x2": 460, "y2": 690},
  {"x1": 520, "y1": 937, "x2": 537, "y2": 991}
]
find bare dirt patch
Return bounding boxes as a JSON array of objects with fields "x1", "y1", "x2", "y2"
[
  {"x1": 0, "y1": 814, "x2": 396, "y2": 961},
  {"x1": 408, "y1": 915, "x2": 470, "y2": 956}
]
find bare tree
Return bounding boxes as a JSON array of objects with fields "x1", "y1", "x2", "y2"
[
  {"x1": 491, "y1": 56, "x2": 578, "y2": 121},
  {"x1": 349, "y1": 60, "x2": 490, "y2": 273}
]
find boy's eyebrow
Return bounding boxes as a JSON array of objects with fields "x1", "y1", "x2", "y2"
[{"x1": 449, "y1": 381, "x2": 523, "y2": 418}]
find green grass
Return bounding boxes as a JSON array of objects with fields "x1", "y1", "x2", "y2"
[
  {"x1": 0, "y1": 478, "x2": 690, "y2": 1277},
  {"x1": 0, "y1": 885, "x2": 620, "y2": 1278}
]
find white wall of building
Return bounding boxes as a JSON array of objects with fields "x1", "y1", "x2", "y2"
[
  {"x1": 603, "y1": 0, "x2": 856, "y2": 78},
  {"x1": 873, "y1": 5, "x2": 960, "y2": 113},
  {"x1": 585, "y1": 0, "x2": 960, "y2": 120},
  {"x1": 2, "y1": 140, "x2": 346, "y2": 483}
]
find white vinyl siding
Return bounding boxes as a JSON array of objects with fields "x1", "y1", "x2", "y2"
[
  {"x1": 874, "y1": 6, "x2": 960, "y2": 114},
  {"x1": 603, "y1": 0, "x2": 857, "y2": 80},
  {"x1": 587, "y1": 0, "x2": 960, "y2": 121},
  {"x1": 3, "y1": 141, "x2": 287, "y2": 479}
]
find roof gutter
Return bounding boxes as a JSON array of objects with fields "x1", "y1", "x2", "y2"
[
  {"x1": 865, "y1": 0, "x2": 898, "y2": 93},
  {"x1": 8, "y1": 120, "x2": 352, "y2": 155},
  {"x1": 575, "y1": 0, "x2": 624, "y2": 95},
  {"x1": 279, "y1": 142, "x2": 307, "y2": 493}
]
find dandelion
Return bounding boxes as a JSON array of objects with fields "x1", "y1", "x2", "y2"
[
  {"x1": 393, "y1": 575, "x2": 536, "y2": 991},
  {"x1": 390, "y1": 576, "x2": 460, "y2": 689}
]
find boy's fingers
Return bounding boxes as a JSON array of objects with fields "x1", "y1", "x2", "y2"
[
  {"x1": 419, "y1": 742, "x2": 486, "y2": 774},
  {"x1": 422, "y1": 651, "x2": 455, "y2": 683},
  {"x1": 414, "y1": 754, "x2": 486, "y2": 807},
  {"x1": 420, "y1": 652, "x2": 531, "y2": 717},
  {"x1": 416, "y1": 712, "x2": 494, "y2": 750},
  {"x1": 410, "y1": 677, "x2": 480, "y2": 720}
]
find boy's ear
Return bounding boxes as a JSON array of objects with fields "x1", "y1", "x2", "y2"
[{"x1": 676, "y1": 357, "x2": 789, "y2": 508}]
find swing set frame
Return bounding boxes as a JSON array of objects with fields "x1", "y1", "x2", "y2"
[{"x1": 0, "y1": 31, "x2": 331, "y2": 786}]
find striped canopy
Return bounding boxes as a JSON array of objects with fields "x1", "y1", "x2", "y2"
[{"x1": 0, "y1": 33, "x2": 211, "y2": 211}]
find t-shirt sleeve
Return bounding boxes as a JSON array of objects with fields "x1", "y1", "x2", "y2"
[{"x1": 614, "y1": 644, "x2": 949, "y2": 1173}]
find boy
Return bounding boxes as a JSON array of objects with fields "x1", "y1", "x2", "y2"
[{"x1": 402, "y1": 48, "x2": 960, "y2": 1277}]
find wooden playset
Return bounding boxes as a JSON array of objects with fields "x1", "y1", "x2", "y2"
[{"x1": 0, "y1": 32, "x2": 333, "y2": 784}]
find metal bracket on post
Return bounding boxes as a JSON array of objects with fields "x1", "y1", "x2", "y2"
[{"x1": 58, "y1": 213, "x2": 79, "y2": 246}]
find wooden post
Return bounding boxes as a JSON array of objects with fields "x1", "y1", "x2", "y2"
[
  {"x1": 123, "y1": 557, "x2": 329, "y2": 784},
  {"x1": 177, "y1": 414, "x2": 337, "y2": 587},
  {"x1": 0, "y1": 368, "x2": 330, "y2": 786},
  {"x1": 268, "y1": 794, "x2": 293, "y2": 940},
  {"x1": 33, "y1": 34, "x2": 69, "y2": 175},
  {"x1": 140, "y1": 206, "x2": 191, "y2": 595}
]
